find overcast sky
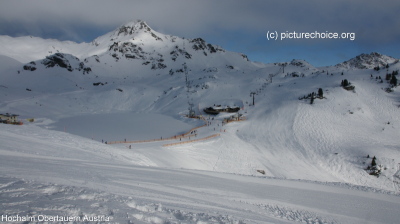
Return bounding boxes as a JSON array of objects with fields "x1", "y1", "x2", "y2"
[{"x1": 0, "y1": 0, "x2": 399, "y2": 66}]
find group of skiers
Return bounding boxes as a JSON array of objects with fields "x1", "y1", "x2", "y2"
[{"x1": 98, "y1": 116, "x2": 232, "y2": 148}]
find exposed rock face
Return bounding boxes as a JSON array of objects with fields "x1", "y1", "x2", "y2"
[
  {"x1": 22, "y1": 53, "x2": 92, "y2": 74},
  {"x1": 23, "y1": 61, "x2": 37, "y2": 71},
  {"x1": 190, "y1": 38, "x2": 225, "y2": 56},
  {"x1": 42, "y1": 53, "x2": 74, "y2": 71}
]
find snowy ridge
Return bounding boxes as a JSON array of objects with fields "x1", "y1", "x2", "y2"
[
  {"x1": 335, "y1": 52, "x2": 399, "y2": 70},
  {"x1": 0, "y1": 35, "x2": 90, "y2": 63}
]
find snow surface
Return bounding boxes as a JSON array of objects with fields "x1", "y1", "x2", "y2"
[
  {"x1": 1, "y1": 20, "x2": 400, "y2": 223},
  {"x1": 1, "y1": 123, "x2": 400, "y2": 224}
]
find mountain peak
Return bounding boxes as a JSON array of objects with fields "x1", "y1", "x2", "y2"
[
  {"x1": 90, "y1": 19, "x2": 163, "y2": 48},
  {"x1": 336, "y1": 52, "x2": 399, "y2": 69},
  {"x1": 290, "y1": 59, "x2": 313, "y2": 67},
  {"x1": 115, "y1": 20, "x2": 152, "y2": 37}
]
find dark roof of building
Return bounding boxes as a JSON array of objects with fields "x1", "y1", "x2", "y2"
[{"x1": 0, "y1": 113, "x2": 19, "y2": 117}]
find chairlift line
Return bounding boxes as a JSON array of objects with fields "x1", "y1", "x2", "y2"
[{"x1": 183, "y1": 60, "x2": 195, "y2": 117}]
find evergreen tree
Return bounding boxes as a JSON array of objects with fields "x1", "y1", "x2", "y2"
[
  {"x1": 310, "y1": 92, "x2": 314, "y2": 104},
  {"x1": 371, "y1": 157, "x2": 377, "y2": 167},
  {"x1": 318, "y1": 88, "x2": 323, "y2": 98},
  {"x1": 390, "y1": 75, "x2": 398, "y2": 86}
]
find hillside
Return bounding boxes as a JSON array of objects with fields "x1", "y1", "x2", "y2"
[{"x1": 1, "y1": 20, "x2": 400, "y2": 223}]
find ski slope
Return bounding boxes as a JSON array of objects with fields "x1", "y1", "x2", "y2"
[{"x1": 1, "y1": 123, "x2": 400, "y2": 224}]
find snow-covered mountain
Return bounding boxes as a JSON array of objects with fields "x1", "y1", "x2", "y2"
[
  {"x1": 335, "y1": 52, "x2": 399, "y2": 69},
  {"x1": 1, "y1": 20, "x2": 249, "y2": 73},
  {"x1": 1, "y1": 20, "x2": 400, "y2": 223}
]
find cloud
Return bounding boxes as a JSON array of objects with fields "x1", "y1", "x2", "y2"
[{"x1": 1, "y1": 0, "x2": 398, "y2": 41}]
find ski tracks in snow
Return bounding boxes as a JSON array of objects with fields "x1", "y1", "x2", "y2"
[
  {"x1": 0, "y1": 176, "x2": 247, "y2": 224},
  {"x1": 0, "y1": 175, "x2": 345, "y2": 224}
]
